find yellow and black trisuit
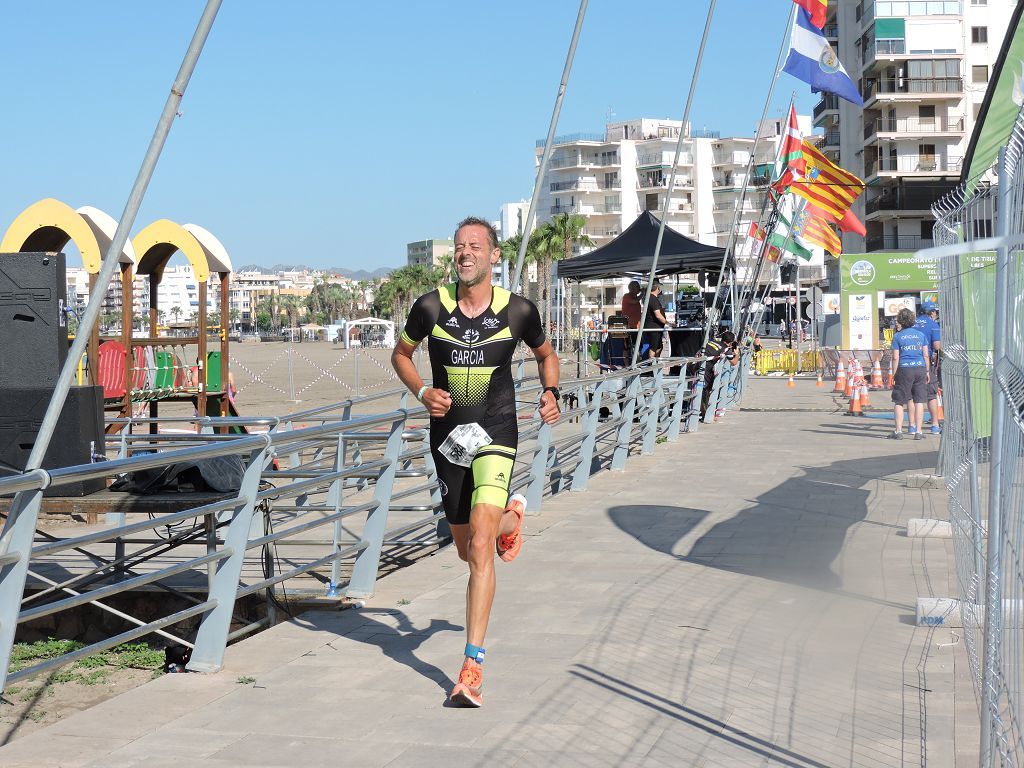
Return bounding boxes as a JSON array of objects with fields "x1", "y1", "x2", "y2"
[{"x1": 402, "y1": 283, "x2": 545, "y2": 525}]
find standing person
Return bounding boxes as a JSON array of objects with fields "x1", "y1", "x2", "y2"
[
  {"x1": 391, "y1": 216, "x2": 561, "y2": 708},
  {"x1": 889, "y1": 307, "x2": 930, "y2": 440},
  {"x1": 621, "y1": 280, "x2": 642, "y2": 329},
  {"x1": 915, "y1": 301, "x2": 942, "y2": 434},
  {"x1": 641, "y1": 280, "x2": 668, "y2": 359}
]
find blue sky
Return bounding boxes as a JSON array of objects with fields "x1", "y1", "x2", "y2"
[{"x1": 0, "y1": 1, "x2": 815, "y2": 271}]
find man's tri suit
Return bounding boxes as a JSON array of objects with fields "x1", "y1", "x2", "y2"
[{"x1": 402, "y1": 283, "x2": 545, "y2": 525}]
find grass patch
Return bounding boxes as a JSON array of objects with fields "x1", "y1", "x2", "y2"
[
  {"x1": 9, "y1": 639, "x2": 165, "y2": 684},
  {"x1": 236, "y1": 676, "x2": 256, "y2": 685}
]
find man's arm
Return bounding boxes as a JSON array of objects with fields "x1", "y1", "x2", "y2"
[
  {"x1": 391, "y1": 339, "x2": 451, "y2": 418},
  {"x1": 654, "y1": 308, "x2": 667, "y2": 326},
  {"x1": 532, "y1": 340, "x2": 560, "y2": 425}
]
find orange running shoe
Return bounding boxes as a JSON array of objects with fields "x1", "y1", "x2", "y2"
[
  {"x1": 449, "y1": 658, "x2": 483, "y2": 707},
  {"x1": 496, "y1": 493, "x2": 527, "y2": 562}
]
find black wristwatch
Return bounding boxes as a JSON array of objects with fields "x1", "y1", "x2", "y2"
[{"x1": 542, "y1": 386, "x2": 561, "y2": 402}]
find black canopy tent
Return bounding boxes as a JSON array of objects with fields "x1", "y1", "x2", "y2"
[{"x1": 556, "y1": 210, "x2": 726, "y2": 281}]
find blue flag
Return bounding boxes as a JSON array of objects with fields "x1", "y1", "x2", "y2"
[{"x1": 783, "y1": 9, "x2": 864, "y2": 107}]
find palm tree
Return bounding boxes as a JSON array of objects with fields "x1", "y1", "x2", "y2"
[
  {"x1": 170, "y1": 305, "x2": 182, "y2": 325},
  {"x1": 438, "y1": 253, "x2": 455, "y2": 283},
  {"x1": 532, "y1": 214, "x2": 594, "y2": 333}
]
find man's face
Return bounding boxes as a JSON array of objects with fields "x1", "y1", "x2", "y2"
[
  {"x1": 929, "y1": 310, "x2": 938, "y2": 321},
  {"x1": 454, "y1": 225, "x2": 499, "y2": 288}
]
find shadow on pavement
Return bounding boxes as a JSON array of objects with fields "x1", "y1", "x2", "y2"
[
  {"x1": 339, "y1": 609, "x2": 462, "y2": 693},
  {"x1": 609, "y1": 452, "x2": 930, "y2": 593},
  {"x1": 570, "y1": 664, "x2": 832, "y2": 768}
]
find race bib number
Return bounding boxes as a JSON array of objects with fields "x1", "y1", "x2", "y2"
[{"x1": 438, "y1": 423, "x2": 492, "y2": 467}]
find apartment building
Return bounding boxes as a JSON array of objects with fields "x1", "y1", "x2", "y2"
[
  {"x1": 818, "y1": 0, "x2": 1013, "y2": 255},
  {"x1": 406, "y1": 238, "x2": 455, "y2": 268},
  {"x1": 534, "y1": 116, "x2": 813, "y2": 311}
]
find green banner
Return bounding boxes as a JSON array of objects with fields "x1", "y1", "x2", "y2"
[{"x1": 962, "y1": 2, "x2": 1024, "y2": 188}]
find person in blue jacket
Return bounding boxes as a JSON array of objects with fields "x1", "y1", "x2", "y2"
[
  {"x1": 890, "y1": 308, "x2": 931, "y2": 440},
  {"x1": 914, "y1": 301, "x2": 942, "y2": 434}
]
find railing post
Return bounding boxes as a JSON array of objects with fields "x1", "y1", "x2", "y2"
[
  {"x1": 0, "y1": 481, "x2": 45, "y2": 692},
  {"x1": 666, "y1": 362, "x2": 690, "y2": 442},
  {"x1": 423, "y1": 448, "x2": 449, "y2": 540},
  {"x1": 571, "y1": 380, "x2": 606, "y2": 491},
  {"x1": 642, "y1": 367, "x2": 665, "y2": 455},
  {"x1": 326, "y1": 433, "x2": 347, "y2": 597},
  {"x1": 188, "y1": 440, "x2": 273, "y2": 673},
  {"x1": 525, "y1": 422, "x2": 553, "y2": 513},
  {"x1": 688, "y1": 362, "x2": 705, "y2": 433},
  {"x1": 284, "y1": 419, "x2": 301, "y2": 469},
  {"x1": 346, "y1": 414, "x2": 406, "y2": 599},
  {"x1": 612, "y1": 376, "x2": 641, "y2": 470},
  {"x1": 702, "y1": 360, "x2": 724, "y2": 423}
]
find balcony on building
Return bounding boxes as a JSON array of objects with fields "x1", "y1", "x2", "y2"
[
  {"x1": 551, "y1": 201, "x2": 622, "y2": 216},
  {"x1": 549, "y1": 178, "x2": 621, "y2": 193},
  {"x1": 813, "y1": 94, "x2": 840, "y2": 128},
  {"x1": 863, "y1": 179, "x2": 958, "y2": 220},
  {"x1": 858, "y1": 1, "x2": 963, "y2": 29},
  {"x1": 865, "y1": 233, "x2": 934, "y2": 251},
  {"x1": 636, "y1": 151, "x2": 694, "y2": 168},
  {"x1": 863, "y1": 114, "x2": 965, "y2": 142},
  {"x1": 864, "y1": 153, "x2": 962, "y2": 180},
  {"x1": 862, "y1": 74, "x2": 964, "y2": 110}
]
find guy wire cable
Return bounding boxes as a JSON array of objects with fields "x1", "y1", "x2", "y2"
[
  {"x1": 630, "y1": 0, "x2": 717, "y2": 367},
  {"x1": 510, "y1": 0, "x2": 589, "y2": 294},
  {"x1": 700, "y1": 2, "x2": 796, "y2": 354}
]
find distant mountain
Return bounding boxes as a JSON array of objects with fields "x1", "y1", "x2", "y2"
[{"x1": 236, "y1": 264, "x2": 394, "y2": 281}]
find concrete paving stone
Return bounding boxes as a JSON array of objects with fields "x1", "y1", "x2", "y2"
[
  {"x1": 92, "y1": 728, "x2": 246, "y2": 763},
  {"x1": 0, "y1": 734, "x2": 133, "y2": 768},
  {"x1": 206, "y1": 733, "x2": 408, "y2": 767},
  {"x1": 0, "y1": 384, "x2": 981, "y2": 766}
]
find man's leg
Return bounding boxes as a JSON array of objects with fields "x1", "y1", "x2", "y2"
[{"x1": 894, "y1": 403, "x2": 905, "y2": 433}]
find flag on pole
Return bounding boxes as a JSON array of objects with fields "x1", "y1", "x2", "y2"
[
  {"x1": 792, "y1": 205, "x2": 842, "y2": 256},
  {"x1": 775, "y1": 211, "x2": 815, "y2": 262},
  {"x1": 838, "y1": 207, "x2": 866, "y2": 236},
  {"x1": 792, "y1": 0, "x2": 827, "y2": 29},
  {"x1": 783, "y1": 9, "x2": 863, "y2": 107},
  {"x1": 789, "y1": 139, "x2": 864, "y2": 219},
  {"x1": 780, "y1": 106, "x2": 806, "y2": 177},
  {"x1": 766, "y1": 244, "x2": 782, "y2": 263}
]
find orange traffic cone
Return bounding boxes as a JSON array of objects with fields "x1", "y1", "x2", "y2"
[
  {"x1": 859, "y1": 383, "x2": 871, "y2": 408},
  {"x1": 816, "y1": 373, "x2": 824, "y2": 387},
  {"x1": 885, "y1": 358, "x2": 895, "y2": 390},
  {"x1": 848, "y1": 389, "x2": 862, "y2": 415},
  {"x1": 871, "y1": 360, "x2": 883, "y2": 389},
  {"x1": 834, "y1": 360, "x2": 847, "y2": 392},
  {"x1": 936, "y1": 388, "x2": 945, "y2": 422},
  {"x1": 787, "y1": 375, "x2": 796, "y2": 388}
]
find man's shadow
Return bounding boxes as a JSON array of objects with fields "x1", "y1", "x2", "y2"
[{"x1": 341, "y1": 608, "x2": 463, "y2": 693}]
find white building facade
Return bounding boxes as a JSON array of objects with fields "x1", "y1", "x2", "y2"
[{"x1": 819, "y1": 0, "x2": 1013, "y2": 257}]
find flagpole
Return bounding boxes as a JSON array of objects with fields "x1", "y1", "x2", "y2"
[
  {"x1": 734, "y1": 91, "x2": 796, "y2": 328},
  {"x1": 510, "y1": 0, "x2": 588, "y2": 295},
  {"x1": 630, "y1": 0, "x2": 717, "y2": 368},
  {"x1": 700, "y1": 1, "x2": 796, "y2": 355}
]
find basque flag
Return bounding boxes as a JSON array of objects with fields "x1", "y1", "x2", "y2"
[{"x1": 783, "y1": 9, "x2": 863, "y2": 107}]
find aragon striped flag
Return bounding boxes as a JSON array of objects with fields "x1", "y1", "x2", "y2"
[
  {"x1": 793, "y1": 0, "x2": 827, "y2": 29},
  {"x1": 792, "y1": 204, "x2": 842, "y2": 256},
  {"x1": 788, "y1": 139, "x2": 864, "y2": 220}
]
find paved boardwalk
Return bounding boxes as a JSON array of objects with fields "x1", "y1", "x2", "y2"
[{"x1": 1, "y1": 380, "x2": 977, "y2": 767}]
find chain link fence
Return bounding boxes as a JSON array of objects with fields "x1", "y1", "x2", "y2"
[{"x1": 930, "y1": 104, "x2": 1024, "y2": 766}]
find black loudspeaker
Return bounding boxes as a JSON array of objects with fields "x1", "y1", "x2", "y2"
[
  {"x1": 0, "y1": 386, "x2": 105, "y2": 497},
  {"x1": 0, "y1": 252, "x2": 68, "y2": 389},
  {"x1": 780, "y1": 264, "x2": 797, "y2": 284}
]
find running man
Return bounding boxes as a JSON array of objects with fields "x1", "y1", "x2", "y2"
[{"x1": 391, "y1": 216, "x2": 560, "y2": 707}]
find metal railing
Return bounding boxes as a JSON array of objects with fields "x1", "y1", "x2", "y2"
[
  {"x1": 865, "y1": 155, "x2": 963, "y2": 176},
  {"x1": 863, "y1": 77, "x2": 964, "y2": 102},
  {"x1": 866, "y1": 116, "x2": 966, "y2": 139},
  {"x1": 0, "y1": 353, "x2": 746, "y2": 691},
  {"x1": 925, "y1": 103, "x2": 1024, "y2": 766},
  {"x1": 865, "y1": 234, "x2": 935, "y2": 251}
]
